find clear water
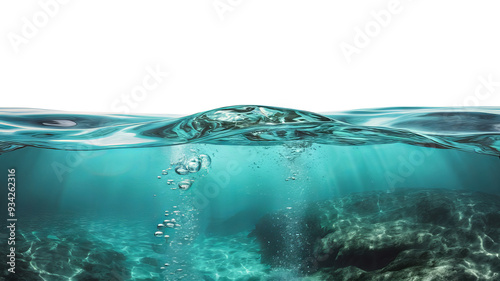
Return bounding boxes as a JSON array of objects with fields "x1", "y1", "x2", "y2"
[{"x1": 1, "y1": 105, "x2": 499, "y2": 280}]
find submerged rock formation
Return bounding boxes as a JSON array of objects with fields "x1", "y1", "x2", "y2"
[
  {"x1": 250, "y1": 189, "x2": 500, "y2": 280},
  {"x1": 0, "y1": 230, "x2": 132, "y2": 281}
]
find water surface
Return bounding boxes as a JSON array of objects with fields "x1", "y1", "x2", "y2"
[{"x1": 1, "y1": 105, "x2": 499, "y2": 280}]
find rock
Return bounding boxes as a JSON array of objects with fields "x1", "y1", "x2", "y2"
[
  {"x1": 0, "y1": 227, "x2": 131, "y2": 281},
  {"x1": 249, "y1": 189, "x2": 500, "y2": 280}
]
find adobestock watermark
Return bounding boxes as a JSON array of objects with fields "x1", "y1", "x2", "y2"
[
  {"x1": 191, "y1": 146, "x2": 256, "y2": 209},
  {"x1": 7, "y1": 0, "x2": 70, "y2": 54},
  {"x1": 384, "y1": 144, "x2": 437, "y2": 190},
  {"x1": 383, "y1": 73, "x2": 500, "y2": 190},
  {"x1": 51, "y1": 146, "x2": 104, "y2": 183},
  {"x1": 110, "y1": 64, "x2": 170, "y2": 114},
  {"x1": 51, "y1": 127, "x2": 109, "y2": 183},
  {"x1": 339, "y1": 0, "x2": 414, "y2": 64},
  {"x1": 442, "y1": 73, "x2": 500, "y2": 132},
  {"x1": 455, "y1": 73, "x2": 500, "y2": 108},
  {"x1": 212, "y1": 0, "x2": 244, "y2": 21},
  {"x1": 50, "y1": 67, "x2": 175, "y2": 181}
]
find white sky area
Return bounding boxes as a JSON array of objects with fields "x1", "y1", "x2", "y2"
[{"x1": 1, "y1": 0, "x2": 500, "y2": 115}]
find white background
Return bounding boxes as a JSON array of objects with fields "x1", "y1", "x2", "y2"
[{"x1": 1, "y1": 0, "x2": 500, "y2": 115}]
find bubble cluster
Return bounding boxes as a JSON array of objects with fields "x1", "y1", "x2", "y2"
[
  {"x1": 157, "y1": 152, "x2": 212, "y2": 193},
  {"x1": 153, "y1": 152, "x2": 212, "y2": 271},
  {"x1": 155, "y1": 206, "x2": 183, "y2": 258},
  {"x1": 285, "y1": 173, "x2": 297, "y2": 181}
]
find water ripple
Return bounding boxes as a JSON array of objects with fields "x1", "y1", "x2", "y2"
[{"x1": 1, "y1": 105, "x2": 499, "y2": 156}]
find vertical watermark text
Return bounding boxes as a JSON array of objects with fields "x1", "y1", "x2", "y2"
[{"x1": 6, "y1": 169, "x2": 17, "y2": 274}]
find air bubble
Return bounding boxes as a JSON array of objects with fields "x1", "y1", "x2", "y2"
[
  {"x1": 199, "y1": 154, "x2": 212, "y2": 168},
  {"x1": 157, "y1": 176, "x2": 161, "y2": 179},
  {"x1": 178, "y1": 180, "x2": 192, "y2": 190},
  {"x1": 154, "y1": 231, "x2": 163, "y2": 237},
  {"x1": 187, "y1": 157, "x2": 201, "y2": 173},
  {"x1": 175, "y1": 165, "x2": 189, "y2": 175},
  {"x1": 157, "y1": 224, "x2": 165, "y2": 228},
  {"x1": 166, "y1": 223, "x2": 175, "y2": 228},
  {"x1": 162, "y1": 170, "x2": 168, "y2": 175}
]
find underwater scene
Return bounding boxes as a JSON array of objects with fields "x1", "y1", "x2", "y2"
[{"x1": 1, "y1": 105, "x2": 500, "y2": 281}]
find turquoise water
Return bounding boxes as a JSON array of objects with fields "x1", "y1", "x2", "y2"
[{"x1": 1, "y1": 105, "x2": 499, "y2": 280}]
